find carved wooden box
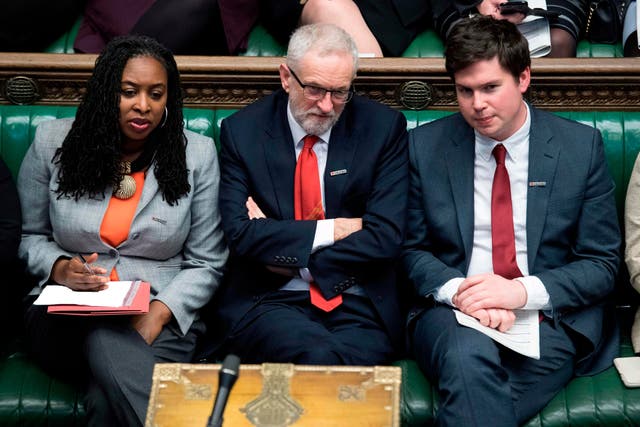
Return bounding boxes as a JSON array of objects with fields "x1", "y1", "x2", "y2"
[{"x1": 145, "y1": 363, "x2": 401, "y2": 427}]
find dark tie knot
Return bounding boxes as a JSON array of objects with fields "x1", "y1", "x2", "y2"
[
  {"x1": 303, "y1": 135, "x2": 319, "y2": 151},
  {"x1": 492, "y1": 144, "x2": 507, "y2": 165}
]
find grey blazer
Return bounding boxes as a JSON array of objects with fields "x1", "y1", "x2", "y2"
[{"x1": 17, "y1": 118, "x2": 228, "y2": 334}]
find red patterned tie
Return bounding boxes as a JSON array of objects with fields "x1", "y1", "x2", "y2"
[
  {"x1": 294, "y1": 135, "x2": 343, "y2": 311},
  {"x1": 491, "y1": 144, "x2": 523, "y2": 279}
]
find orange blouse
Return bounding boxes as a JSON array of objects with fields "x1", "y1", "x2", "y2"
[{"x1": 100, "y1": 171, "x2": 145, "y2": 281}]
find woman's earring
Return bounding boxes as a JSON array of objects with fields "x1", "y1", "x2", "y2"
[{"x1": 161, "y1": 106, "x2": 168, "y2": 128}]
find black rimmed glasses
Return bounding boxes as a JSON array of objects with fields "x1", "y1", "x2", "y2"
[{"x1": 288, "y1": 68, "x2": 354, "y2": 104}]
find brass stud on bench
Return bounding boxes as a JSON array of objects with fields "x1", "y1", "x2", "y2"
[
  {"x1": 4, "y1": 76, "x2": 40, "y2": 105},
  {"x1": 396, "y1": 81, "x2": 433, "y2": 110}
]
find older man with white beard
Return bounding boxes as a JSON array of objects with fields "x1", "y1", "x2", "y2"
[{"x1": 206, "y1": 22, "x2": 409, "y2": 365}]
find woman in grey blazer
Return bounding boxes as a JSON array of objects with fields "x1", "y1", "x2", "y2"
[{"x1": 17, "y1": 35, "x2": 228, "y2": 427}]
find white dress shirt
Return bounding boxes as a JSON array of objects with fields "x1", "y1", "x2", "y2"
[{"x1": 436, "y1": 103, "x2": 551, "y2": 310}]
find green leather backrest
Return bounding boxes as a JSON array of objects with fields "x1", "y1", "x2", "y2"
[
  {"x1": 44, "y1": 18, "x2": 82, "y2": 54},
  {"x1": 0, "y1": 105, "x2": 224, "y2": 177},
  {"x1": 42, "y1": 19, "x2": 624, "y2": 58},
  {"x1": 238, "y1": 25, "x2": 287, "y2": 57},
  {"x1": 2, "y1": 106, "x2": 639, "y2": 216}
]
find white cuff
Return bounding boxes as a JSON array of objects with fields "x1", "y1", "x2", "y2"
[
  {"x1": 517, "y1": 276, "x2": 551, "y2": 310},
  {"x1": 311, "y1": 219, "x2": 334, "y2": 253},
  {"x1": 299, "y1": 268, "x2": 313, "y2": 282},
  {"x1": 434, "y1": 277, "x2": 465, "y2": 307}
]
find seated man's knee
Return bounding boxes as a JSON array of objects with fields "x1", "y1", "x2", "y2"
[
  {"x1": 413, "y1": 312, "x2": 501, "y2": 374},
  {"x1": 294, "y1": 343, "x2": 343, "y2": 365}
]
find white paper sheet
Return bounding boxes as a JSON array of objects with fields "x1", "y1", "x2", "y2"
[
  {"x1": 518, "y1": 0, "x2": 551, "y2": 57},
  {"x1": 33, "y1": 281, "x2": 135, "y2": 307},
  {"x1": 454, "y1": 309, "x2": 541, "y2": 359}
]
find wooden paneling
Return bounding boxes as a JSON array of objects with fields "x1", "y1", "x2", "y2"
[{"x1": 1, "y1": 54, "x2": 639, "y2": 111}]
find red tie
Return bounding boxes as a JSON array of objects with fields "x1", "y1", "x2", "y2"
[
  {"x1": 294, "y1": 135, "x2": 343, "y2": 312},
  {"x1": 491, "y1": 144, "x2": 523, "y2": 280}
]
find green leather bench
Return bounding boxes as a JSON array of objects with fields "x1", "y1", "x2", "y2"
[
  {"x1": 43, "y1": 19, "x2": 624, "y2": 58},
  {"x1": 1, "y1": 106, "x2": 639, "y2": 426}
]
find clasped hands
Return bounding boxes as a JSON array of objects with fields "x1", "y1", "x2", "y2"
[
  {"x1": 51, "y1": 252, "x2": 171, "y2": 345},
  {"x1": 452, "y1": 273, "x2": 528, "y2": 332}
]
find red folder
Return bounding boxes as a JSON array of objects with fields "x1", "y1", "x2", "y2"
[{"x1": 47, "y1": 281, "x2": 150, "y2": 316}]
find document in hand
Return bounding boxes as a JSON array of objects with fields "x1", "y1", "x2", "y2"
[
  {"x1": 517, "y1": 0, "x2": 551, "y2": 58},
  {"x1": 454, "y1": 309, "x2": 540, "y2": 359},
  {"x1": 33, "y1": 280, "x2": 150, "y2": 315}
]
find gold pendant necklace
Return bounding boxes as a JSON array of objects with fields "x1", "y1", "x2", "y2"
[{"x1": 113, "y1": 160, "x2": 136, "y2": 200}]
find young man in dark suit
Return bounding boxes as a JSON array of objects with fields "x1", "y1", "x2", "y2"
[
  {"x1": 403, "y1": 16, "x2": 620, "y2": 426},
  {"x1": 210, "y1": 23, "x2": 408, "y2": 365}
]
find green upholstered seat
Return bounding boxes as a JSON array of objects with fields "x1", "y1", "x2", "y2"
[
  {"x1": 0, "y1": 352, "x2": 86, "y2": 427},
  {"x1": 577, "y1": 40, "x2": 625, "y2": 58},
  {"x1": 1, "y1": 105, "x2": 639, "y2": 426}
]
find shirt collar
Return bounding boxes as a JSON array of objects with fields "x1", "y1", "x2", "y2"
[
  {"x1": 475, "y1": 102, "x2": 531, "y2": 163},
  {"x1": 287, "y1": 102, "x2": 332, "y2": 147}
]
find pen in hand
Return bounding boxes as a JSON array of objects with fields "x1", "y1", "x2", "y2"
[{"x1": 77, "y1": 253, "x2": 95, "y2": 275}]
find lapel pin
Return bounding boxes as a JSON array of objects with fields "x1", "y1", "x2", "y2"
[
  {"x1": 529, "y1": 181, "x2": 547, "y2": 187},
  {"x1": 330, "y1": 169, "x2": 348, "y2": 177},
  {"x1": 152, "y1": 216, "x2": 167, "y2": 225}
]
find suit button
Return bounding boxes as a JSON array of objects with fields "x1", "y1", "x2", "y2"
[
  {"x1": 109, "y1": 249, "x2": 117, "y2": 257},
  {"x1": 131, "y1": 233, "x2": 139, "y2": 240},
  {"x1": 293, "y1": 257, "x2": 298, "y2": 262}
]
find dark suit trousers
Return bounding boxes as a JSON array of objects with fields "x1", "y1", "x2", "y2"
[
  {"x1": 412, "y1": 305, "x2": 576, "y2": 427},
  {"x1": 221, "y1": 290, "x2": 395, "y2": 365},
  {"x1": 23, "y1": 302, "x2": 203, "y2": 427}
]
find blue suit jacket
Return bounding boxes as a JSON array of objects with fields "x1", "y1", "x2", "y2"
[
  {"x1": 402, "y1": 106, "x2": 621, "y2": 375},
  {"x1": 212, "y1": 89, "x2": 409, "y2": 350}
]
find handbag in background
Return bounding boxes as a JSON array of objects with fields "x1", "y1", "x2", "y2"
[{"x1": 585, "y1": 0, "x2": 628, "y2": 44}]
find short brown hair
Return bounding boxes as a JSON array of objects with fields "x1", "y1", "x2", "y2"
[{"x1": 445, "y1": 16, "x2": 530, "y2": 81}]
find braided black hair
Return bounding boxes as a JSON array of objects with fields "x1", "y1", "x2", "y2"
[{"x1": 54, "y1": 34, "x2": 189, "y2": 205}]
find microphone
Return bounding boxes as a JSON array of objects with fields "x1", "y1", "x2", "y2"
[{"x1": 206, "y1": 354, "x2": 241, "y2": 427}]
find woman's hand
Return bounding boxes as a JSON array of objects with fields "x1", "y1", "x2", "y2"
[
  {"x1": 131, "y1": 300, "x2": 173, "y2": 345},
  {"x1": 51, "y1": 252, "x2": 108, "y2": 291},
  {"x1": 477, "y1": 0, "x2": 526, "y2": 24}
]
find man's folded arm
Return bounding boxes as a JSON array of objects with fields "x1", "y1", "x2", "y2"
[
  {"x1": 219, "y1": 124, "x2": 317, "y2": 267},
  {"x1": 308, "y1": 113, "x2": 409, "y2": 294}
]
